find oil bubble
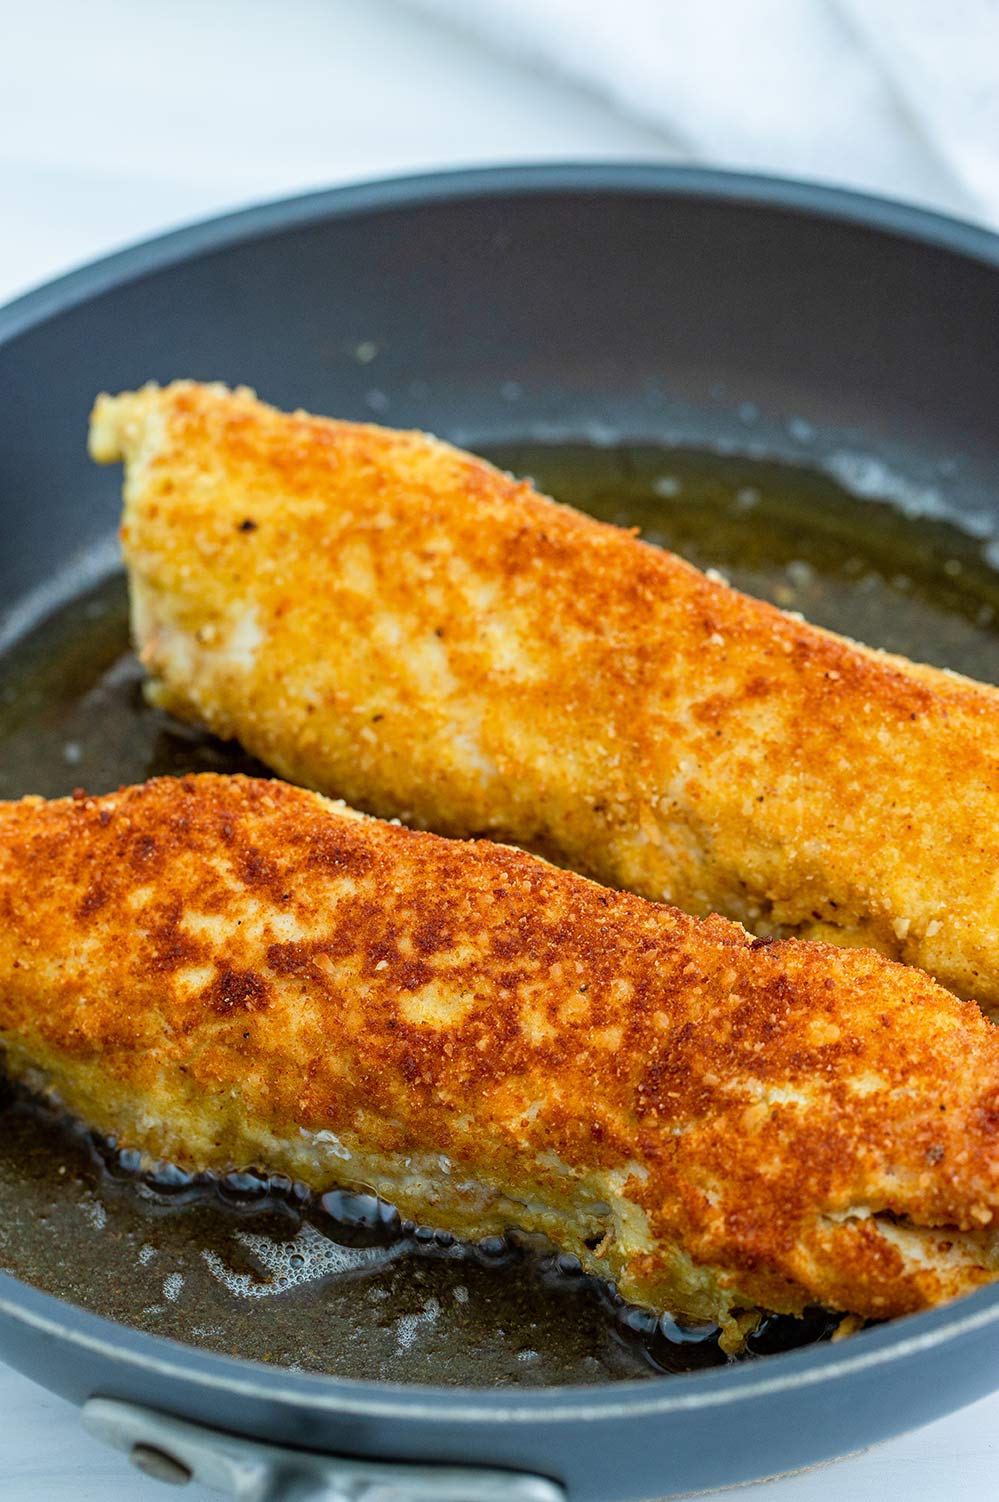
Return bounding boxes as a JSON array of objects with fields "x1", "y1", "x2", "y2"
[{"x1": 202, "y1": 1222, "x2": 397, "y2": 1300}]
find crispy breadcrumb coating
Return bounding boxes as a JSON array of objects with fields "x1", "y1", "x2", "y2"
[
  {"x1": 1, "y1": 775, "x2": 998, "y2": 1340},
  {"x1": 91, "y1": 383, "x2": 999, "y2": 1009}
]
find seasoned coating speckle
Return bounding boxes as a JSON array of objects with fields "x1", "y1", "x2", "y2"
[
  {"x1": 1, "y1": 775, "x2": 998, "y2": 1336},
  {"x1": 90, "y1": 383, "x2": 999, "y2": 1009}
]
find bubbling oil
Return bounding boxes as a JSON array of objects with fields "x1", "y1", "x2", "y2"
[
  {"x1": 0, "y1": 442, "x2": 995, "y2": 1385},
  {"x1": 0, "y1": 1082, "x2": 738, "y2": 1382}
]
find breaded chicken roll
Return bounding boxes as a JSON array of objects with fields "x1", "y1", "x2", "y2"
[
  {"x1": 90, "y1": 383, "x2": 999, "y2": 1007},
  {"x1": 2, "y1": 775, "x2": 998, "y2": 1339}
]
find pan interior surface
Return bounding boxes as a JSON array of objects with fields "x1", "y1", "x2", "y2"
[{"x1": 0, "y1": 439, "x2": 996, "y2": 1389}]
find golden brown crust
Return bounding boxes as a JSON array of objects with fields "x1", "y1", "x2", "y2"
[
  {"x1": 91, "y1": 382, "x2": 999, "y2": 1009},
  {"x1": 1, "y1": 775, "x2": 998, "y2": 1329}
]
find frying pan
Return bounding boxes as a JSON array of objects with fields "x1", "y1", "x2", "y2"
[{"x1": 1, "y1": 164, "x2": 998, "y2": 1500}]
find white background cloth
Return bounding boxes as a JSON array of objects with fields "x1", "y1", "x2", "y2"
[{"x1": 2, "y1": 1, "x2": 999, "y2": 1496}]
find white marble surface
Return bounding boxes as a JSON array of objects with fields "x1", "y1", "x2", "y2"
[{"x1": 1, "y1": 1, "x2": 997, "y2": 1496}]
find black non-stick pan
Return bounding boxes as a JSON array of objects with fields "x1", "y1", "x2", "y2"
[{"x1": 1, "y1": 165, "x2": 998, "y2": 1501}]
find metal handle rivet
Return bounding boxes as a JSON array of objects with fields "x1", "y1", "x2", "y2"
[
  {"x1": 85, "y1": 1397, "x2": 564, "y2": 1502},
  {"x1": 130, "y1": 1442, "x2": 193, "y2": 1486}
]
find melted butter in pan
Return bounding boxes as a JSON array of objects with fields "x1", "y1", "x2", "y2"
[{"x1": 0, "y1": 1084, "x2": 741, "y2": 1384}]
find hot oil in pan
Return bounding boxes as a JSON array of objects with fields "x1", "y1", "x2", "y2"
[
  {"x1": 1, "y1": 1081, "x2": 722, "y2": 1386},
  {"x1": 0, "y1": 445, "x2": 996, "y2": 1386}
]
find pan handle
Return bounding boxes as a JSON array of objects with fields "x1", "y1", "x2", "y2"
[{"x1": 82, "y1": 1398, "x2": 566, "y2": 1502}]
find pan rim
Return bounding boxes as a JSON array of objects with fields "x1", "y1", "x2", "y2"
[
  {"x1": 3, "y1": 1272, "x2": 999, "y2": 1420},
  {"x1": 2, "y1": 160, "x2": 999, "y2": 1420},
  {"x1": 1, "y1": 160, "x2": 998, "y2": 350}
]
